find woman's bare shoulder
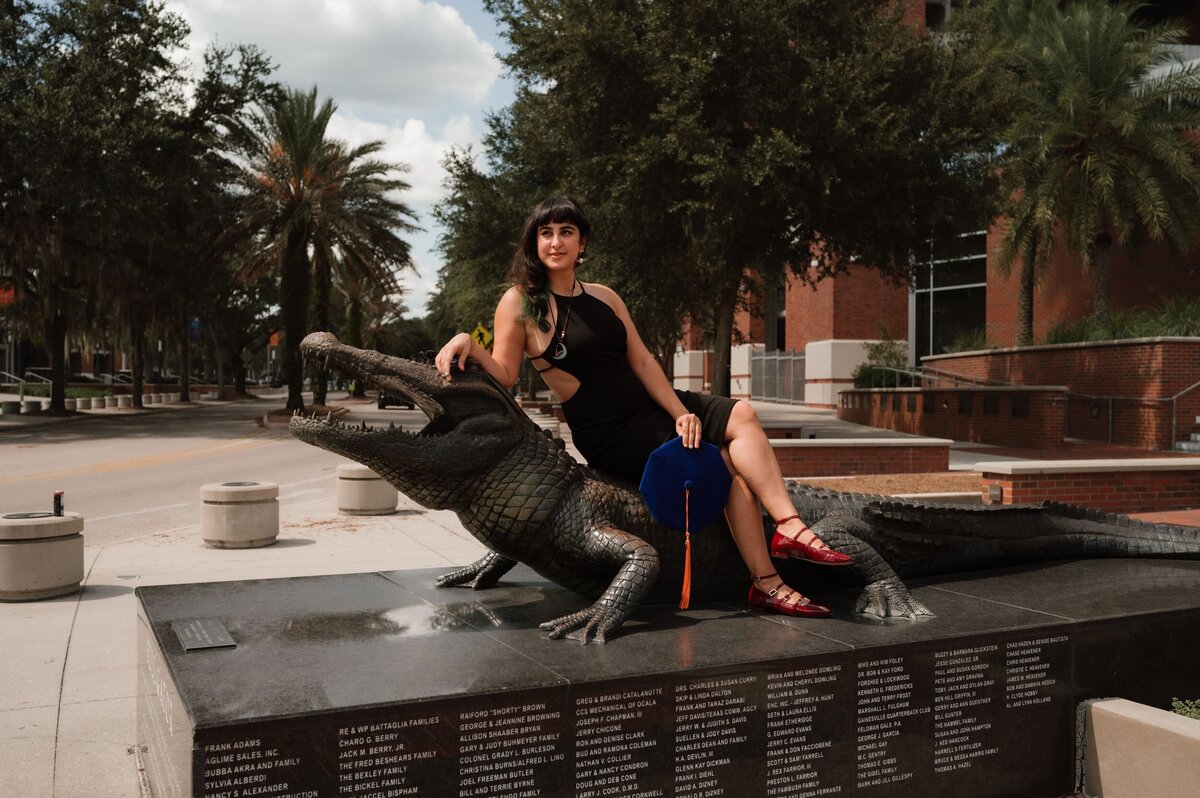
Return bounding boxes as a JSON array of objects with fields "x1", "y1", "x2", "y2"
[{"x1": 584, "y1": 282, "x2": 627, "y2": 311}]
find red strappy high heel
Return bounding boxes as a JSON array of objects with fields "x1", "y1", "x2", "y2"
[
  {"x1": 747, "y1": 573, "x2": 831, "y2": 618},
  {"x1": 769, "y1": 514, "x2": 853, "y2": 566}
]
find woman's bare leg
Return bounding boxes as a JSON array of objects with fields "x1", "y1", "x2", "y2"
[
  {"x1": 723, "y1": 401, "x2": 832, "y2": 549},
  {"x1": 723, "y1": 458, "x2": 812, "y2": 605}
]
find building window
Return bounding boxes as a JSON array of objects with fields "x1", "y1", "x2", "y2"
[{"x1": 910, "y1": 231, "x2": 987, "y2": 361}]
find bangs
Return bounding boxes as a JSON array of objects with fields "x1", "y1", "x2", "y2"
[{"x1": 529, "y1": 196, "x2": 590, "y2": 236}]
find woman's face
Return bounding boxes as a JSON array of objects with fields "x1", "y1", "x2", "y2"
[{"x1": 536, "y1": 221, "x2": 585, "y2": 271}]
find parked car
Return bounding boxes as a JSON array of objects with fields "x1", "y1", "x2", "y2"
[{"x1": 377, "y1": 392, "x2": 414, "y2": 410}]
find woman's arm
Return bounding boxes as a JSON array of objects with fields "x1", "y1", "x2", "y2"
[
  {"x1": 589, "y1": 285, "x2": 702, "y2": 448},
  {"x1": 435, "y1": 287, "x2": 527, "y2": 389}
]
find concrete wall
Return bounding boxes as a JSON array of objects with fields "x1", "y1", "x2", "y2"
[{"x1": 804, "y1": 339, "x2": 874, "y2": 407}]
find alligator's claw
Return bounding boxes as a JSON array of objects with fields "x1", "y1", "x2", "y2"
[
  {"x1": 435, "y1": 553, "x2": 516, "y2": 590},
  {"x1": 855, "y1": 577, "x2": 935, "y2": 620},
  {"x1": 539, "y1": 605, "x2": 622, "y2": 644}
]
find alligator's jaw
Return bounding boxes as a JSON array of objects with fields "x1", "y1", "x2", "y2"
[
  {"x1": 297, "y1": 331, "x2": 446, "y2": 421},
  {"x1": 289, "y1": 332, "x2": 528, "y2": 496}
]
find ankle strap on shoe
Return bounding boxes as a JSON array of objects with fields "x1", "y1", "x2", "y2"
[
  {"x1": 773, "y1": 514, "x2": 801, "y2": 527},
  {"x1": 751, "y1": 572, "x2": 780, "y2": 583}
]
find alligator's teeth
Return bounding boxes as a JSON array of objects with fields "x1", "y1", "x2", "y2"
[
  {"x1": 325, "y1": 412, "x2": 332, "y2": 423},
  {"x1": 360, "y1": 419, "x2": 367, "y2": 430},
  {"x1": 324, "y1": 355, "x2": 330, "y2": 371},
  {"x1": 389, "y1": 422, "x2": 395, "y2": 431},
  {"x1": 292, "y1": 409, "x2": 299, "y2": 417}
]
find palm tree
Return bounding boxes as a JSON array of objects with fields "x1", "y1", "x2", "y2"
[
  {"x1": 230, "y1": 87, "x2": 417, "y2": 411},
  {"x1": 987, "y1": 0, "x2": 1200, "y2": 345}
]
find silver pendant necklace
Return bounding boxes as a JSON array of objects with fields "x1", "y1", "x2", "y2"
[{"x1": 551, "y1": 278, "x2": 578, "y2": 361}]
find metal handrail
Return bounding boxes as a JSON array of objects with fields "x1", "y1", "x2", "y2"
[
  {"x1": 22, "y1": 370, "x2": 51, "y2": 384},
  {"x1": 917, "y1": 366, "x2": 1020, "y2": 388},
  {"x1": 1169, "y1": 378, "x2": 1200, "y2": 449},
  {"x1": 0, "y1": 371, "x2": 26, "y2": 401}
]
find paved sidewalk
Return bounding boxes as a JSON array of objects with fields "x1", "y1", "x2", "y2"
[{"x1": 1, "y1": 490, "x2": 490, "y2": 798}]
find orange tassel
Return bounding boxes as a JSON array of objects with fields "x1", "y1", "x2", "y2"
[{"x1": 680, "y1": 488, "x2": 692, "y2": 610}]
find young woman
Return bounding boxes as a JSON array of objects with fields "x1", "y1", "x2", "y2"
[{"x1": 435, "y1": 196, "x2": 852, "y2": 617}]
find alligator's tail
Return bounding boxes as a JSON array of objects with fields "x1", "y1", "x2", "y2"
[
  {"x1": 791, "y1": 487, "x2": 1200, "y2": 577},
  {"x1": 1034, "y1": 501, "x2": 1200, "y2": 556}
]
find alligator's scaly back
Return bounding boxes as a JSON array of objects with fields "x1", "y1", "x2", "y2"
[{"x1": 790, "y1": 485, "x2": 1200, "y2": 579}]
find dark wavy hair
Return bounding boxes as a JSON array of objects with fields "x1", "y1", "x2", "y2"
[{"x1": 508, "y1": 196, "x2": 591, "y2": 332}]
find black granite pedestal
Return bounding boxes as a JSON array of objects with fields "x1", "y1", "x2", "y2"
[{"x1": 136, "y1": 559, "x2": 1200, "y2": 798}]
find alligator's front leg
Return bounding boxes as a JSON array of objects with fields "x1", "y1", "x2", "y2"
[
  {"x1": 435, "y1": 551, "x2": 519, "y2": 590},
  {"x1": 540, "y1": 527, "x2": 660, "y2": 644},
  {"x1": 808, "y1": 516, "x2": 934, "y2": 620}
]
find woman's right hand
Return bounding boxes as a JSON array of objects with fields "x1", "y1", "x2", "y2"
[{"x1": 435, "y1": 333, "x2": 474, "y2": 380}]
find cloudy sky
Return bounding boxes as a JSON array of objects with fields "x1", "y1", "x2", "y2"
[{"x1": 164, "y1": 0, "x2": 516, "y2": 317}]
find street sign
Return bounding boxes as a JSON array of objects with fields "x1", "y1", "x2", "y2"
[
  {"x1": 0, "y1": 283, "x2": 14, "y2": 306},
  {"x1": 471, "y1": 324, "x2": 494, "y2": 349}
]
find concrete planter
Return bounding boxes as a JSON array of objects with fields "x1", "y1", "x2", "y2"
[
  {"x1": 104, "y1": 396, "x2": 117, "y2": 408},
  {"x1": 64, "y1": 398, "x2": 77, "y2": 411},
  {"x1": 143, "y1": 393, "x2": 157, "y2": 405},
  {"x1": 117, "y1": 395, "x2": 132, "y2": 409},
  {"x1": 87, "y1": 397, "x2": 103, "y2": 410},
  {"x1": 0, "y1": 511, "x2": 85, "y2": 601},
  {"x1": 200, "y1": 481, "x2": 279, "y2": 549},
  {"x1": 23, "y1": 400, "x2": 41, "y2": 414},
  {"x1": 1, "y1": 400, "x2": 21, "y2": 414},
  {"x1": 336, "y1": 464, "x2": 398, "y2": 515},
  {"x1": 1084, "y1": 698, "x2": 1200, "y2": 797}
]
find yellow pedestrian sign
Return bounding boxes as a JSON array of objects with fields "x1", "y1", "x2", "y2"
[{"x1": 471, "y1": 324, "x2": 494, "y2": 349}]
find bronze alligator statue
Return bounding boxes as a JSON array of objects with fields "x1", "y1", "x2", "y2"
[{"x1": 290, "y1": 332, "x2": 1200, "y2": 643}]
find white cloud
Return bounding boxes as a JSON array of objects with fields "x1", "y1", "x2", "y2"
[
  {"x1": 326, "y1": 111, "x2": 481, "y2": 314},
  {"x1": 166, "y1": 0, "x2": 499, "y2": 117},
  {"x1": 162, "y1": 0, "x2": 504, "y2": 316}
]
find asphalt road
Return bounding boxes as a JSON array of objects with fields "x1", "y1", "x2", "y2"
[{"x1": 0, "y1": 394, "x2": 429, "y2": 547}]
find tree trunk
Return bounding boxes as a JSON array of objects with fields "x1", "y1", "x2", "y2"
[
  {"x1": 179, "y1": 310, "x2": 191, "y2": 402},
  {"x1": 311, "y1": 264, "x2": 330, "y2": 405},
  {"x1": 346, "y1": 295, "x2": 366, "y2": 398},
  {"x1": 231, "y1": 343, "x2": 248, "y2": 396},
  {"x1": 711, "y1": 279, "x2": 738, "y2": 398},
  {"x1": 280, "y1": 228, "x2": 310, "y2": 412},
  {"x1": 210, "y1": 330, "x2": 225, "y2": 401},
  {"x1": 1016, "y1": 235, "x2": 1037, "y2": 347},
  {"x1": 130, "y1": 314, "x2": 145, "y2": 409},
  {"x1": 1016, "y1": 260, "x2": 1034, "y2": 346},
  {"x1": 43, "y1": 296, "x2": 68, "y2": 412},
  {"x1": 1091, "y1": 243, "x2": 1111, "y2": 321}
]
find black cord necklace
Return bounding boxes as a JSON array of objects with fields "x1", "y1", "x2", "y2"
[{"x1": 551, "y1": 277, "x2": 578, "y2": 361}]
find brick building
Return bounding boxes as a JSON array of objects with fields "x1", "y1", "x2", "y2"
[{"x1": 689, "y1": 1, "x2": 1200, "y2": 407}]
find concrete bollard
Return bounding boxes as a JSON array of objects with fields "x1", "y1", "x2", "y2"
[
  {"x1": 336, "y1": 464, "x2": 398, "y2": 515},
  {"x1": 171, "y1": 392, "x2": 180, "y2": 403},
  {"x1": 200, "y1": 481, "x2": 279, "y2": 549},
  {"x1": 143, "y1": 394, "x2": 156, "y2": 405},
  {"x1": 64, "y1": 398, "x2": 77, "y2": 411},
  {"x1": 23, "y1": 400, "x2": 40, "y2": 414},
  {"x1": 87, "y1": 397, "x2": 103, "y2": 410},
  {"x1": 1, "y1": 400, "x2": 20, "y2": 414},
  {"x1": 104, "y1": 396, "x2": 117, "y2": 408},
  {"x1": 0, "y1": 511, "x2": 85, "y2": 601},
  {"x1": 117, "y1": 395, "x2": 132, "y2": 409},
  {"x1": 152, "y1": 393, "x2": 164, "y2": 404}
]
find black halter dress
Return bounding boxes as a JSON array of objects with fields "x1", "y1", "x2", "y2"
[{"x1": 531, "y1": 284, "x2": 736, "y2": 483}]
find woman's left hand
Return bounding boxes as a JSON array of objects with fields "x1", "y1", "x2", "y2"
[{"x1": 675, "y1": 412, "x2": 702, "y2": 449}]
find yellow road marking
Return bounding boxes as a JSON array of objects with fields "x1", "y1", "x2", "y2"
[{"x1": 0, "y1": 430, "x2": 283, "y2": 485}]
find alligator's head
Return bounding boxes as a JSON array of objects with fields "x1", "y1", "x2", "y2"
[{"x1": 290, "y1": 332, "x2": 529, "y2": 510}]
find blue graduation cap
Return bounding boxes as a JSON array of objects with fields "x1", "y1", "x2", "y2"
[{"x1": 639, "y1": 437, "x2": 733, "y2": 609}]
